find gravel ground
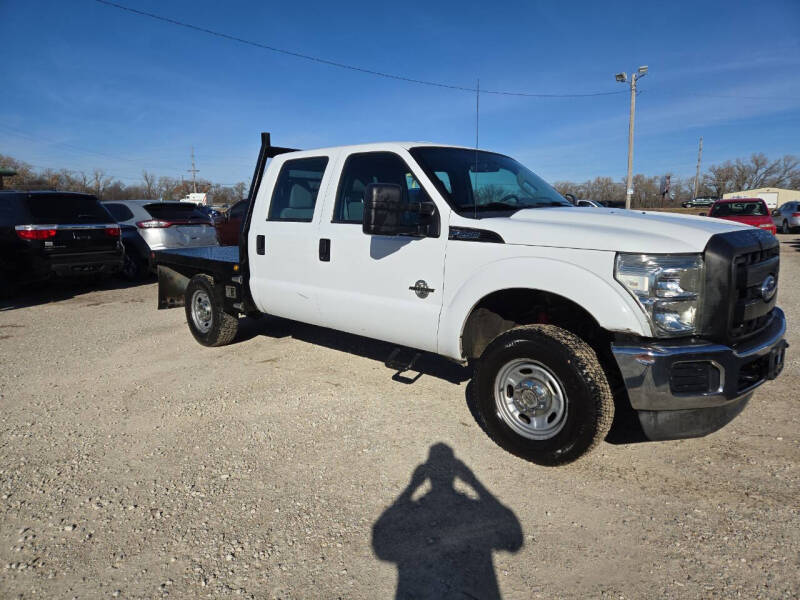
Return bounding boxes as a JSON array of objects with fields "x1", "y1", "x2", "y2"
[{"x1": 1, "y1": 237, "x2": 799, "y2": 599}]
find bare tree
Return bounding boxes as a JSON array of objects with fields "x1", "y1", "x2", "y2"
[
  {"x1": 91, "y1": 169, "x2": 111, "y2": 200},
  {"x1": 233, "y1": 181, "x2": 247, "y2": 201},
  {"x1": 142, "y1": 170, "x2": 158, "y2": 199}
]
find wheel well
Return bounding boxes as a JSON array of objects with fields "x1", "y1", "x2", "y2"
[{"x1": 460, "y1": 288, "x2": 608, "y2": 360}]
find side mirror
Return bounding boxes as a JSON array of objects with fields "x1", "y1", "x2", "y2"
[{"x1": 362, "y1": 183, "x2": 438, "y2": 237}]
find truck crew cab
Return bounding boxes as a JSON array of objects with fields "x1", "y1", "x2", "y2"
[{"x1": 154, "y1": 133, "x2": 787, "y2": 465}]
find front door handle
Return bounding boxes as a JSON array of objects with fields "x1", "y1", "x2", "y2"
[
  {"x1": 256, "y1": 235, "x2": 265, "y2": 255},
  {"x1": 319, "y1": 238, "x2": 330, "y2": 262}
]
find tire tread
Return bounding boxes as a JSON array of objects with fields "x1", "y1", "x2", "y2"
[
  {"x1": 472, "y1": 324, "x2": 614, "y2": 465},
  {"x1": 185, "y1": 274, "x2": 239, "y2": 347}
]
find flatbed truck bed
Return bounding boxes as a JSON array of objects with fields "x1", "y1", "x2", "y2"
[{"x1": 154, "y1": 246, "x2": 250, "y2": 313}]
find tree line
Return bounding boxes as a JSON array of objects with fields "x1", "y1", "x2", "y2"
[
  {"x1": 2, "y1": 152, "x2": 797, "y2": 209},
  {"x1": 553, "y1": 153, "x2": 799, "y2": 208},
  {"x1": 0, "y1": 154, "x2": 248, "y2": 206}
]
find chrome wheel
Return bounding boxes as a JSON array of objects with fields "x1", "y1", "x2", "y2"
[
  {"x1": 190, "y1": 289, "x2": 213, "y2": 333},
  {"x1": 493, "y1": 359, "x2": 567, "y2": 440}
]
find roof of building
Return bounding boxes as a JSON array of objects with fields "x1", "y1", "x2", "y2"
[{"x1": 723, "y1": 187, "x2": 799, "y2": 194}]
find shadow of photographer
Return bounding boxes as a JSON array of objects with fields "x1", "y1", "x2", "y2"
[{"x1": 372, "y1": 443, "x2": 523, "y2": 599}]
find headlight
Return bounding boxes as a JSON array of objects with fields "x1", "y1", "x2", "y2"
[{"x1": 615, "y1": 253, "x2": 703, "y2": 337}]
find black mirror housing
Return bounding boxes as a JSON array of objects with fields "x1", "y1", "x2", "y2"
[{"x1": 362, "y1": 183, "x2": 438, "y2": 237}]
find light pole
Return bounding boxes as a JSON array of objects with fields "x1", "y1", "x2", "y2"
[{"x1": 615, "y1": 65, "x2": 648, "y2": 209}]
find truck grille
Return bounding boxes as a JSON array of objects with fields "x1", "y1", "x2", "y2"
[
  {"x1": 730, "y1": 245, "x2": 779, "y2": 342},
  {"x1": 701, "y1": 229, "x2": 779, "y2": 346}
]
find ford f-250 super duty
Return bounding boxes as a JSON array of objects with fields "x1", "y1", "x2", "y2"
[{"x1": 153, "y1": 133, "x2": 787, "y2": 465}]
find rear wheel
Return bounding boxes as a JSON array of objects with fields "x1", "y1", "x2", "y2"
[
  {"x1": 120, "y1": 247, "x2": 148, "y2": 281},
  {"x1": 184, "y1": 274, "x2": 239, "y2": 347},
  {"x1": 472, "y1": 324, "x2": 614, "y2": 466}
]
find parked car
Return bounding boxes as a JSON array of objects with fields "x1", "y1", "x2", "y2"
[
  {"x1": 215, "y1": 199, "x2": 249, "y2": 245},
  {"x1": 0, "y1": 190, "x2": 123, "y2": 294},
  {"x1": 703, "y1": 198, "x2": 776, "y2": 235},
  {"x1": 117, "y1": 223, "x2": 151, "y2": 281},
  {"x1": 682, "y1": 197, "x2": 717, "y2": 208},
  {"x1": 772, "y1": 201, "x2": 800, "y2": 234},
  {"x1": 562, "y1": 194, "x2": 604, "y2": 207},
  {"x1": 152, "y1": 133, "x2": 786, "y2": 466},
  {"x1": 103, "y1": 201, "x2": 219, "y2": 269}
]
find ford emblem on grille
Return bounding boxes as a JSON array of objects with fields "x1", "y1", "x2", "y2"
[{"x1": 761, "y1": 274, "x2": 777, "y2": 301}]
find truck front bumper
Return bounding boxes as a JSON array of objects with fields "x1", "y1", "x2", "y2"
[{"x1": 611, "y1": 308, "x2": 787, "y2": 441}]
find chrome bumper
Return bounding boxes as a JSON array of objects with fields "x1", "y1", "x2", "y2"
[{"x1": 611, "y1": 308, "x2": 787, "y2": 440}]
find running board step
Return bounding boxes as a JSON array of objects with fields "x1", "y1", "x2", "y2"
[{"x1": 385, "y1": 347, "x2": 421, "y2": 373}]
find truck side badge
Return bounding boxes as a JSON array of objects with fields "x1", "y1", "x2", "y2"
[{"x1": 409, "y1": 280, "x2": 435, "y2": 299}]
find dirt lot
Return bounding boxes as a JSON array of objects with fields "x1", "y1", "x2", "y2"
[{"x1": 1, "y1": 238, "x2": 799, "y2": 600}]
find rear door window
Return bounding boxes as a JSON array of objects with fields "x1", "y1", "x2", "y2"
[
  {"x1": 268, "y1": 157, "x2": 329, "y2": 222},
  {"x1": 24, "y1": 193, "x2": 111, "y2": 224},
  {"x1": 144, "y1": 203, "x2": 209, "y2": 222}
]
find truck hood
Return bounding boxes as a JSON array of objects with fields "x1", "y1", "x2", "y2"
[{"x1": 472, "y1": 207, "x2": 750, "y2": 253}]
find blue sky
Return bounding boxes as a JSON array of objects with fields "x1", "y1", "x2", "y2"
[{"x1": 1, "y1": 0, "x2": 798, "y2": 186}]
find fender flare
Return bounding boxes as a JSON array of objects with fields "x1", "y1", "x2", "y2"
[{"x1": 437, "y1": 256, "x2": 651, "y2": 359}]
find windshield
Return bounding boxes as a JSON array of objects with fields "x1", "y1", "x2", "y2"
[
  {"x1": 409, "y1": 147, "x2": 570, "y2": 218},
  {"x1": 711, "y1": 201, "x2": 767, "y2": 217}
]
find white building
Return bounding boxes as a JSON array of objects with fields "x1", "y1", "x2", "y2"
[{"x1": 722, "y1": 187, "x2": 800, "y2": 209}]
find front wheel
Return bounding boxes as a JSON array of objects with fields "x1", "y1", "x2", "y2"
[
  {"x1": 184, "y1": 274, "x2": 239, "y2": 347},
  {"x1": 472, "y1": 324, "x2": 614, "y2": 466}
]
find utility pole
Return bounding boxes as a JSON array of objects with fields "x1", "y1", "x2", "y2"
[
  {"x1": 693, "y1": 136, "x2": 703, "y2": 200},
  {"x1": 616, "y1": 66, "x2": 648, "y2": 209},
  {"x1": 188, "y1": 147, "x2": 199, "y2": 193}
]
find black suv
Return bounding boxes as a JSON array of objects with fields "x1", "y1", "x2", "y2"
[{"x1": 0, "y1": 191, "x2": 124, "y2": 293}]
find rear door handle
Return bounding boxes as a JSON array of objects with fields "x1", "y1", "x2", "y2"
[
  {"x1": 319, "y1": 238, "x2": 330, "y2": 262},
  {"x1": 256, "y1": 235, "x2": 265, "y2": 255}
]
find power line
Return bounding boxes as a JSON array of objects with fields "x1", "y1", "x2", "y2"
[
  {"x1": 95, "y1": 2, "x2": 790, "y2": 102},
  {"x1": 93, "y1": 0, "x2": 627, "y2": 99}
]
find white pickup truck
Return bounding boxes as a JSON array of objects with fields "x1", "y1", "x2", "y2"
[{"x1": 154, "y1": 133, "x2": 787, "y2": 465}]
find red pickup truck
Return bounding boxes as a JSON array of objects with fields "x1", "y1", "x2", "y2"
[{"x1": 705, "y1": 198, "x2": 776, "y2": 235}]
